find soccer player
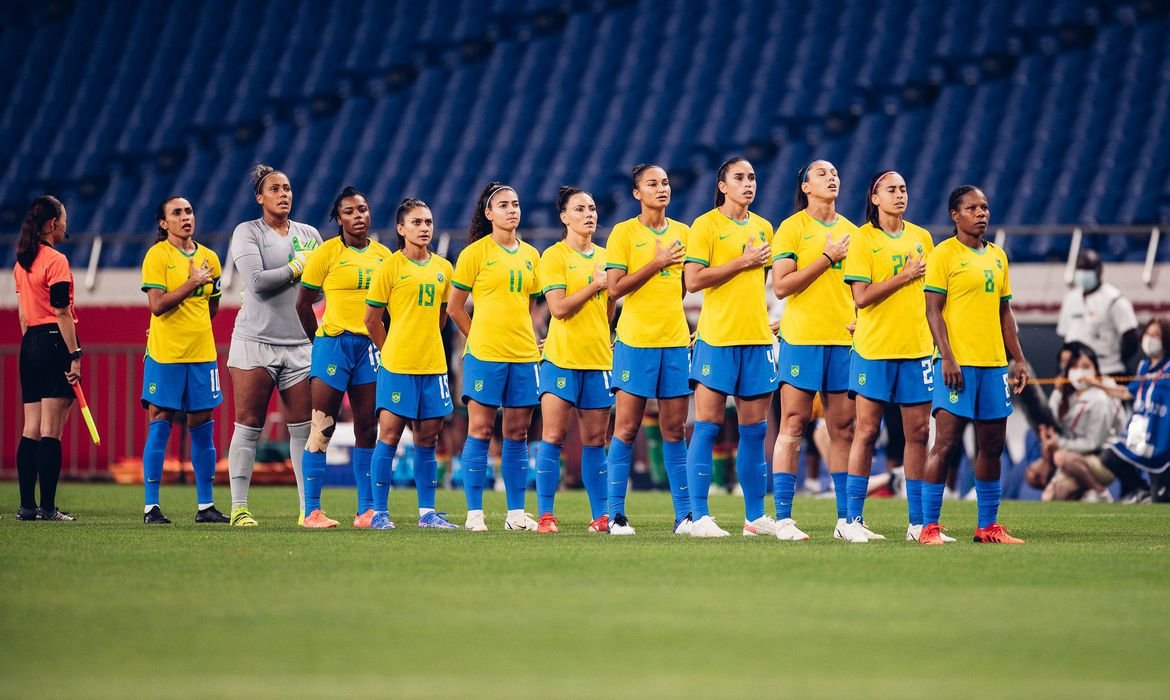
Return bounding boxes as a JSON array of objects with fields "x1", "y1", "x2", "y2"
[
  {"x1": 140, "y1": 197, "x2": 228, "y2": 525},
  {"x1": 534, "y1": 187, "x2": 615, "y2": 534},
  {"x1": 605, "y1": 164, "x2": 691, "y2": 536},
  {"x1": 920, "y1": 185, "x2": 1029, "y2": 545},
  {"x1": 363, "y1": 198, "x2": 458, "y2": 530},
  {"x1": 226, "y1": 165, "x2": 322, "y2": 527},
  {"x1": 13, "y1": 195, "x2": 79, "y2": 521},
  {"x1": 770, "y1": 160, "x2": 856, "y2": 541},
  {"x1": 449, "y1": 182, "x2": 542, "y2": 532},
  {"x1": 841, "y1": 171, "x2": 952, "y2": 543},
  {"x1": 294, "y1": 186, "x2": 391, "y2": 528},
  {"x1": 683, "y1": 157, "x2": 778, "y2": 538}
]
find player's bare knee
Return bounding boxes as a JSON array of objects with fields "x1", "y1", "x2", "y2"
[
  {"x1": 781, "y1": 413, "x2": 809, "y2": 438},
  {"x1": 307, "y1": 410, "x2": 335, "y2": 452},
  {"x1": 543, "y1": 428, "x2": 567, "y2": 446}
]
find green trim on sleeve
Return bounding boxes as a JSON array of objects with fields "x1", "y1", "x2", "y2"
[
  {"x1": 1001, "y1": 294, "x2": 1013, "y2": 301},
  {"x1": 141, "y1": 283, "x2": 167, "y2": 292},
  {"x1": 604, "y1": 263, "x2": 628, "y2": 271},
  {"x1": 300, "y1": 281, "x2": 322, "y2": 291},
  {"x1": 365, "y1": 300, "x2": 388, "y2": 308},
  {"x1": 924, "y1": 285, "x2": 948, "y2": 295},
  {"x1": 529, "y1": 292, "x2": 543, "y2": 299},
  {"x1": 683, "y1": 256, "x2": 709, "y2": 266},
  {"x1": 772, "y1": 252, "x2": 796, "y2": 261},
  {"x1": 542, "y1": 284, "x2": 568, "y2": 294},
  {"x1": 451, "y1": 281, "x2": 472, "y2": 292},
  {"x1": 843, "y1": 275, "x2": 871, "y2": 284}
]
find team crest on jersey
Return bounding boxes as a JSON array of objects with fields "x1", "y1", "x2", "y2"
[
  {"x1": 701, "y1": 364, "x2": 711, "y2": 376},
  {"x1": 474, "y1": 379, "x2": 484, "y2": 392},
  {"x1": 148, "y1": 383, "x2": 157, "y2": 394},
  {"x1": 857, "y1": 373, "x2": 867, "y2": 386},
  {"x1": 437, "y1": 273, "x2": 445, "y2": 283},
  {"x1": 621, "y1": 370, "x2": 630, "y2": 382},
  {"x1": 790, "y1": 365, "x2": 800, "y2": 378},
  {"x1": 525, "y1": 260, "x2": 533, "y2": 271},
  {"x1": 915, "y1": 243, "x2": 924, "y2": 255},
  {"x1": 995, "y1": 258, "x2": 1003, "y2": 269},
  {"x1": 556, "y1": 377, "x2": 567, "y2": 389},
  {"x1": 757, "y1": 231, "x2": 765, "y2": 242},
  {"x1": 326, "y1": 364, "x2": 337, "y2": 376},
  {"x1": 391, "y1": 392, "x2": 401, "y2": 404},
  {"x1": 949, "y1": 391, "x2": 959, "y2": 404}
]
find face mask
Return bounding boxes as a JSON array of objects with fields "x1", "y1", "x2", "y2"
[
  {"x1": 1142, "y1": 335, "x2": 1163, "y2": 359},
  {"x1": 1067, "y1": 368, "x2": 1094, "y2": 391},
  {"x1": 1074, "y1": 270, "x2": 1098, "y2": 291}
]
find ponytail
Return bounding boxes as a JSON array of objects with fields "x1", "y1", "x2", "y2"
[{"x1": 16, "y1": 195, "x2": 63, "y2": 271}]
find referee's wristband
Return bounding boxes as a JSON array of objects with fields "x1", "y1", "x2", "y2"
[
  {"x1": 69, "y1": 348, "x2": 83, "y2": 361},
  {"x1": 822, "y1": 252, "x2": 835, "y2": 266}
]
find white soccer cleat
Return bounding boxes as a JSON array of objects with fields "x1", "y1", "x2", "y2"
[
  {"x1": 465, "y1": 510, "x2": 488, "y2": 532},
  {"x1": 773, "y1": 518, "x2": 810, "y2": 541},
  {"x1": 906, "y1": 524, "x2": 923, "y2": 542},
  {"x1": 939, "y1": 528, "x2": 956, "y2": 543},
  {"x1": 742, "y1": 515, "x2": 778, "y2": 537},
  {"x1": 608, "y1": 513, "x2": 636, "y2": 536},
  {"x1": 673, "y1": 514, "x2": 693, "y2": 536},
  {"x1": 689, "y1": 515, "x2": 730, "y2": 538},
  {"x1": 834, "y1": 517, "x2": 848, "y2": 539},
  {"x1": 504, "y1": 511, "x2": 539, "y2": 531},
  {"x1": 859, "y1": 522, "x2": 886, "y2": 540},
  {"x1": 839, "y1": 520, "x2": 870, "y2": 543}
]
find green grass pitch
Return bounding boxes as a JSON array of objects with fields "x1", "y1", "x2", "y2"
[{"x1": 2, "y1": 483, "x2": 1168, "y2": 699}]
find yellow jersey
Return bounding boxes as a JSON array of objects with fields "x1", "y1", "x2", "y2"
[
  {"x1": 605, "y1": 217, "x2": 690, "y2": 348},
  {"x1": 365, "y1": 251, "x2": 453, "y2": 375},
  {"x1": 924, "y1": 237, "x2": 1013, "y2": 367},
  {"x1": 140, "y1": 241, "x2": 221, "y2": 363},
  {"x1": 300, "y1": 236, "x2": 392, "y2": 337},
  {"x1": 772, "y1": 210, "x2": 857, "y2": 346},
  {"x1": 451, "y1": 236, "x2": 541, "y2": 363},
  {"x1": 685, "y1": 209, "x2": 774, "y2": 346},
  {"x1": 843, "y1": 221, "x2": 935, "y2": 360},
  {"x1": 539, "y1": 241, "x2": 611, "y2": 370}
]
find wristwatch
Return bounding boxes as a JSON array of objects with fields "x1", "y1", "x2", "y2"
[{"x1": 69, "y1": 348, "x2": 83, "y2": 361}]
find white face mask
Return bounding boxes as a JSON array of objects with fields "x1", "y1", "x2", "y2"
[
  {"x1": 1142, "y1": 335, "x2": 1163, "y2": 359},
  {"x1": 1074, "y1": 269, "x2": 1098, "y2": 291},
  {"x1": 1067, "y1": 368, "x2": 1095, "y2": 391}
]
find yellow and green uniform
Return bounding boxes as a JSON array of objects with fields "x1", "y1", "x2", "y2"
[
  {"x1": 451, "y1": 236, "x2": 541, "y2": 363},
  {"x1": 365, "y1": 251, "x2": 453, "y2": 375},
  {"x1": 685, "y1": 209, "x2": 774, "y2": 346},
  {"x1": 300, "y1": 236, "x2": 392, "y2": 337},
  {"x1": 604, "y1": 216, "x2": 690, "y2": 348},
  {"x1": 772, "y1": 210, "x2": 857, "y2": 346},
  {"x1": 539, "y1": 241, "x2": 610, "y2": 370},
  {"x1": 141, "y1": 241, "x2": 222, "y2": 363},
  {"x1": 924, "y1": 237, "x2": 1013, "y2": 367}
]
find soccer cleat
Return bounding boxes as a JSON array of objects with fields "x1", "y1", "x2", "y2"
[
  {"x1": 16, "y1": 507, "x2": 38, "y2": 521},
  {"x1": 39, "y1": 508, "x2": 76, "y2": 522},
  {"x1": 144, "y1": 506, "x2": 171, "y2": 525},
  {"x1": 195, "y1": 505, "x2": 230, "y2": 523},
  {"x1": 839, "y1": 520, "x2": 870, "y2": 543},
  {"x1": 504, "y1": 511, "x2": 539, "y2": 531},
  {"x1": 858, "y1": 522, "x2": 885, "y2": 540},
  {"x1": 919, "y1": 523, "x2": 946, "y2": 545},
  {"x1": 418, "y1": 511, "x2": 459, "y2": 529},
  {"x1": 353, "y1": 509, "x2": 376, "y2": 528},
  {"x1": 673, "y1": 514, "x2": 693, "y2": 536},
  {"x1": 743, "y1": 514, "x2": 778, "y2": 537},
  {"x1": 973, "y1": 523, "x2": 1025, "y2": 544},
  {"x1": 773, "y1": 518, "x2": 810, "y2": 541},
  {"x1": 465, "y1": 510, "x2": 488, "y2": 532},
  {"x1": 834, "y1": 518, "x2": 848, "y2": 539},
  {"x1": 608, "y1": 513, "x2": 635, "y2": 536},
  {"x1": 370, "y1": 512, "x2": 396, "y2": 530},
  {"x1": 587, "y1": 514, "x2": 609, "y2": 533},
  {"x1": 689, "y1": 515, "x2": 730, "y2": 538},
  {"x1": 230, "y1": 507, "x2": 258, "y2": 527},
  {"x1": 537, "y1": 513, "x2": 560, "y2": 533},
  {"x1": 302, "y1": 509, "x2": 339, "y2": 528},
  {"x1": 906, "y1": 524, "x2": 922, "y2": 542},
  {"x1": 1081, "y1": 489, "x2": 1114, "y2": 504}
]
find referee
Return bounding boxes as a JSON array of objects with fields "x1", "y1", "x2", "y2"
[{"x1": 13, "y1": 195, "x2": 80, "y2": 521}]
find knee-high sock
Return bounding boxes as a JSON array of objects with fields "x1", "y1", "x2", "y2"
[
  {"x1": 414, "y1": 445, "x2": 438, "y2": 511},
  {"x1": 663, "y1": 439, "x2": 690, "y2": 521},
  {"x1": 462, "y1": 436, "x2": 489, "y2": 511},
  {"x1": 287, "y1": 420, "x2": 310, "y2": 514},
  {"x1": 302, "y1": 450, "x2": 327, "y2": 517},
  {"x1": 36, "y1": 437, "x2": 62, "y2": 511},
  {"x1": 580, "y1": 445, "x2": 607, "y2": 520},
  {"x1": 687, "y1": 421, "x2": 720, "y2": 519},
  {"x1": 501, "y1": 439, "x2": 529, "y2": 512},
  {"x1": 831, "y1": 471, "x2": 848, "y2": 519},
  {"x1": 905, "y1": 478, "x2": 924, "y2": 526},
  {"x1": 189, "y1": 420, "x2": 217, "y2": 507},
  {"x1": 975, "y1": 478, "x2": 1001, "y2": 529},
  {"x1": 228, "y1": 423, "x2": 262, "y2": 508},
  {"x1": 846, "y1": 474, "x2": 869, "y2": 524},
  {"x1": 143, "y1": 420, "x2": 172, "y2": 507},
  {"x1": 536, "y1": 441, "x2": 562, "y2": 515},
  {"x1": 736, "y1": 422, "x2": 767, "y2": 522},
  {"x1": 606, "y1": 437, "x2": 634, "y2": 520},
  {"x1": 922, "y1": 481, "x2": 945, "y2": 525},
  {"x1": 17, "y1": 436, "x2": 40, "y2": 509},
  {"x1": 773, "y1": 472, "x2": 797, "y2": 520},
  {"x1": 371, "y1": 440, "x2": 395, "y2": 514},
  {"x1": 352, "y1": 446, "x2": 374, "y2": 513}
]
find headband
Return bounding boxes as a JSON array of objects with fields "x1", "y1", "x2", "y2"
[
  {"x1": 255, "y1": 170, "x2": 281, "y2": 196},
  {"x1": 485, "y1": 185, "x2": 515, "y2": 205}
]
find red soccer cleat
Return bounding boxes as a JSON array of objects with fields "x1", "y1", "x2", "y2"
[
  {"x1": 537, "y1": 513, "x2": 560, "y2": 533},
  {"x1": 919, "y1": 522, "x2": 946, "y2": 545},
  {"x1": 973, "y1": 523, "x2": 1025, "y2": 544},
  {"x1": 353, "y1": 509, "x2": 376, "y2": 528},
  {"x1": 587, "y1": 514, "x2": 609, "y2": 533},
  {"x1": 302, "y1": 509, "x2": 339, "y2": 529}
]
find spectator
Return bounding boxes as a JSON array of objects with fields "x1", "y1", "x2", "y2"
[{"x1": 1056, "y1": 250, "x2": 1140, "y2": 377}]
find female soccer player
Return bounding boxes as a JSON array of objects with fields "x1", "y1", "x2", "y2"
[
  {"x1": 363, "y1": 198, "x2": 458, "y2": 530},
  {"x1": 295, "y1": 186, "x2": 391, "y2": 528},
  {"x1": 533, "y1": 187, "x2": 615, "y2": 533},
  {"x1": 13, "y1": 195, "x2": 79, "y2": 521},
  {"x1": 771, "y1": 160, "x2": 856, "y2": 541},
  {"x1": 140, "y1": 196, "x2": 228, "y2": 525},
  {"x1": 226, "y1": 165, "x2": 322, "y2": 527},
  {"x1": 841, "y1": 171, "x2": 952, "y2": 542},
  {"x1": 683, "y1": 157, "x2": 777, "y2": 538},
  {"x1": 605, "y1": 164, "x2": 691, "y2": 535},
  {"x1": 449, "y1": 182, "x2": 542, "y2": 532},
  {"x1": 921, "y1": 185, "x2": 1029, "y2": 545}
]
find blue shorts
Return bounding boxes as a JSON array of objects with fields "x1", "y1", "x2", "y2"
[
  {"x1": 689, "y1": 340, "x2": 778, "y2": 397},
  {"x1": 376, "y1": 370, "x2": 453, "y2": 421},
  {"x1": 141, "y1": 356, "x2": 222, "y2": 412},
  {"x1": 539, "y1": 360, "x2": 614, "y2": 410},
  {"x1": 931, "y1": 362, "x2": 1013, "y2": 421},
  {"x1": 462, "y1": 353, "x2": 539, "y2": 408},
  {"x1": 310, "y1": 332, "x2": 378, "y2": 392},
  {"x1": 778, "y1": 341, "x2": 851, "y2": 394},
  {"x1": 611, "y1": 342, "x2": 691, "y2": 399},
  {"x1": 849, "y1": 353, "x2": 934, "y2": 405}
]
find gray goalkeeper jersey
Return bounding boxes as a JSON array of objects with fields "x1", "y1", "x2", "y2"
[{"x1": 230, "y1": 218, "x2": 322, "y2": 345}]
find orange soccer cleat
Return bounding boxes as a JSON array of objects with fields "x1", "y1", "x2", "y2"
[
  {"x1": 973, "y1": 523, "x2": 1025, "y2": 544},
  {"x1": 302, "y1": 510, "x2": 339, "y2": 528},
  {"x1": 353, "y1": 509, "x2": 376, "y2": 528},
  {"x1": 537, "y1": 513, "x2": 560, "y2": 534},
  {"x1": 919, "y1": 523, "x2": 947, "y2": 545},
  {"x1": 587, "y1": 514, "x2": 609, "y2": 533}
]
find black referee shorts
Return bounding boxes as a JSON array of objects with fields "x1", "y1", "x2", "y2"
[{"x1": 20, "y1": 324, "x2": 74, "y2": 403}]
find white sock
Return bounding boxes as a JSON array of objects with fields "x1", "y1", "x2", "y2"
[
  {"x1": 145, "y1": 504, "x2": 158, "y2": 514},
  {"x1": 228, "y1": 423, "x2": 263, "y2": 508},
  {"x1": 288, "y1": 420, "x2": 311, "y2": 514},
  {"x1": 507, "y1": 508, "x2": 524, "y2": 518},
  {"x1": 198, "y1": 502, "x2": 214, "y2": 510},
  {"x1": 419, "y1": 507, "x2": 435, "y2": 516}
]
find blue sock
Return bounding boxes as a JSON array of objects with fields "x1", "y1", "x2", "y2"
[
  {"x1": 142, "y1": 419, "x2": 172, "y2": 506},
  {"x1": 606, "y1": 437, "x2": 633, "y2": 520},
  {"x1": 772, "y1": 472, "x2": 797, "y2": 520},
  {"x1": 371, "y1": 440, "x2": 395, "y2": 514},
  {"x1": 462, "y1": 436, "x2": 489, "y2": 511},
  {"x1": 501, "y1": 438, "x2": 529, "y2": 511},
  {"x1": 580, "y1": 445, "x2": 607, "y2": 520},
  {"x1": 352, "y1": 446, "x2": 374, "y2": 514},
  {"x1": 536, "y1": 440, "x2": 562, "y2": 515},
  {"x1": 189, "y1": 420, "x2": 216, "y2": 506},
  {"x1": 663, "y1": 439, "x2": 690, "y2": 521},
  {"x1": 830, "y1": 471, "x2": 848, "y2": 519},
  {"x1": 302, "y1": 450, "x2": 327, "y2": 517},
  {"x1": 846, "y1": 473, "x2": 869, "y2": 524},
  {"x1": 922, "y1": 482, "x2": 945, "y2": 525},
  {"x1": 975, "y1": 478, "x2": 1002, "y2": 529},
  {"x1": 686, "y1": 421, "x2": 719, "y2": 518},
  {"x1": 414, "y1": 445, "x2": 437, "y2": 511},
  {"x1": 906, "y1": 478, "x2": 924, "y2": 526},
  {"x1": 736, "y1": 421, "x2": 767, "y2": 522}
]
